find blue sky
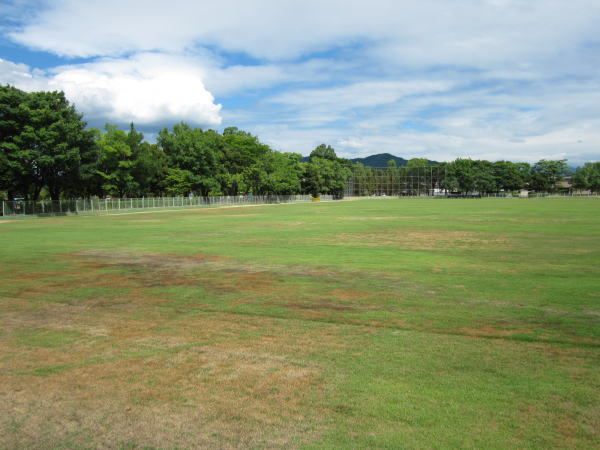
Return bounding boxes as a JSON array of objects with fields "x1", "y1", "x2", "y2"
[{"x1": 1, "y1": 0, "x2": 599, "y2": 163}]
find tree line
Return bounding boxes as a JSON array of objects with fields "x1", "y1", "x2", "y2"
[
  {"x1": 0, "y1": 86, "x2": 349, "y2": 200},
  {"x1": 352, "y1": 158, "x2": 599, "y2": 195},
  {"x1": 1, "y1": 85, "x2": 598, "y2": 201}
]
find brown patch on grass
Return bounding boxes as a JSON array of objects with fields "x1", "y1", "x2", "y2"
[
  {"x1": 2, "y1": 236, "x2": 598, "y2": 448},
  {"x1": 556, "y1": 416, "x2": 578, "y2": 439},
  {"x1": 75, "y1": 249, "x2": 218, "y2": 270},
  {"x1": 74, "y1": 249, "x2": 345, "y2": 284},
  {"x1": 0, "y1": 306, "x2": 335, "y2": 448},
  {"x1": 71, "y1": 250, "x2": 225, "y2": 291},
  {"x1": 201, "y1": 271, "x2": 276, "y2": 295}
]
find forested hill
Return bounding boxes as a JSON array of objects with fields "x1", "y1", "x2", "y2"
[{"x1": 350, "y1": 153, "x2": 437, "y2": 167}]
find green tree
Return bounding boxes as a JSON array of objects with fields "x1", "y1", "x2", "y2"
[
  {"x1": 493, "y1": 161, "x2": 531, "y2": 192},
  {"x1": 243, "y1": 151, "x2": 302, "y2": 195},
  {"x1": 530, "y1": 159, "x2": 568, "y2": 193},
  {"x1": 158, "y1": 123, "x2": 221, "y2": 197},
  {"x1": 0, "y1": 85, "x2": 29, "y2": 199},
  {"x1": 0, "y1": 86, "x2": 96, "y2": 200},
  {"x1": 572, "y1": 162, "x2": 600, "y2": 193},
  {"x1": 126, "y1": 124, "x2": 167, "y2": 196},
  {"x1": 443, "y1": 159, "x2": 496, "y2": 194},
  {"x1": 222, "y1": 127, "x2": 269, "y2": 172},
  {"x1": 406, "y1": 158, "x2": 429, "y2": 169},
  {"x1": 163, "y1": 168, "x2": 195, "y2": 196},
  {"x1": 304, "y1": 145, "x2": 351, "y2": 197},
  {"x1": 310, "y1": 144, "x2": 338, "y2": 161},
  {"x1": 472, "y1": 160, "x2": 497, "y2": 194},
  {"x1": 95, "y1": 125, "x2": 137, "y2": 197}
]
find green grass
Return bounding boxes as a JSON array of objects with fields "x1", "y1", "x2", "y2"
[{"x1": 0, "y1": 198, "x2": 599, "y2": 448}]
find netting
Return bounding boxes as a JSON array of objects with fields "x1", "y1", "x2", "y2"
[{"x1": 345, "y1": 166, "x2": 446, "y2": 196}]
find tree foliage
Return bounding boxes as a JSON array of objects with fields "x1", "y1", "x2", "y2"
[
  {"x1": 572, "y1": 162, "x2": 600, "y2": 193},
  {"x1": 304, "y1": 145, "x2": 351, "y2": 197},
  {"x1": 530, "y1": 159, "x2": 568, "y2": 193},
  {"x1": 1, "y1": 85, "x2": 594, "y2": 202},
  {"x1": 0, "y1": 85, "x2": 96, "y2": 200}
]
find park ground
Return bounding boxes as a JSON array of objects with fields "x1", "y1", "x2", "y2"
[{"x1": 0, "y1": 197, "x2": 599, "y2": 448}]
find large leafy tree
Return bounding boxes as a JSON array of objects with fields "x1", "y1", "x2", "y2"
[
  {"x1": 472, "y1": 160, "x2": 497, "y2": 194},
  {"x1": 126, "y1": 124, "x2": 167, "y2": 196},
  {"x1": 222, "y1": 127, "x2": 269, "y2": 171},
  {"x1": 530, "y1": 159, "x2": 568, "y2": 192},
  {"x1": 493, "y1": 161, "x2": 531, "y2": 192},
  {"x1": 243, "y1": 151, "x2": 303, "y2": 195},
  {"x1": 0, "y1": 85, "x2": 29, "y2": 199},
  {"x1": 310, "y1": 144, "x2": 337, "y2": 161},
  {"x1": 443, "y1": 159, "x2": 476, "y2": 193},
  {"x1": 95, "y1": 125, "x2": 137, "y2": 197},
  {"x1": 572, "y1": 162, "x2": 600, "y2": 193},
  {"x1": 163, "y1": 168, "x2": 195, "y2": 196},
  {"x1": 220, "y1": 127, "x2": 271, "y2": 195},
  {"x1": 0, "y1": 86, "x2": 95, "y2": 200},
  {"x1": 158, "y1": 123, "x2": 221, "y2": 196},
  {"x1": 406, "y1": 158, "x2": 429, "y2": 169},
  {"x1": 303, "y1": 145, "x2": 351, "y2": 197},
  {"x1": 443, "y1": 159, "x2": 497, "y2": 194}
]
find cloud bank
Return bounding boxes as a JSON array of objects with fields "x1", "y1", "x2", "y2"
[{"x1": 0, "y1": 54, "x2": 222, "y2": 127}]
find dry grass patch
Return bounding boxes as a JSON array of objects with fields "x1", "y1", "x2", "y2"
[
  {"x1": 1, "y1": 250, "x2": 349, "y2": 447},
  {"x1": 0, "y1": 309, "x2": 336, "y2": 448}
]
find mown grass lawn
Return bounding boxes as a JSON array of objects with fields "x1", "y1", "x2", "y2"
[{"x1": 1, "y1": 198, "x2": 599, "y2": 448}]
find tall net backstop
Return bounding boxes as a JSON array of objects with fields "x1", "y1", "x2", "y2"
[{"x1": 345, "y1": 166, "x2": 446, "y2": 197}]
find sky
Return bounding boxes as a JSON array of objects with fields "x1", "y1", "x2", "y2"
[{"x1": 1, "y1": 0, "x2": 599, "y2": 163}]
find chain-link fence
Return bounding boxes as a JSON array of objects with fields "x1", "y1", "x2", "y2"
[{"x1": 1, "y1": 195, "x2": 333, "y2": 218}]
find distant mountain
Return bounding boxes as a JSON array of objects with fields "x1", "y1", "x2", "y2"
[
  {"x1": 301, "y1": 152, "x2": 438, "y2": 167},
  {"x1": 350, "y1": 153, "x2": 408, "y2": 167},
  {"x1": 350, "y1": 153, "x2": 438, "y2": 168}
]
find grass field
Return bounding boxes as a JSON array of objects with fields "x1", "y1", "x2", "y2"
[{"x1": 1, "y1": 198, "x2": 599, "y2": 449}]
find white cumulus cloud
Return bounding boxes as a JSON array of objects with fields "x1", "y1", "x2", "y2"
[{"x1": 1, "y1": 53, "x2": 223, "y2": 127}]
